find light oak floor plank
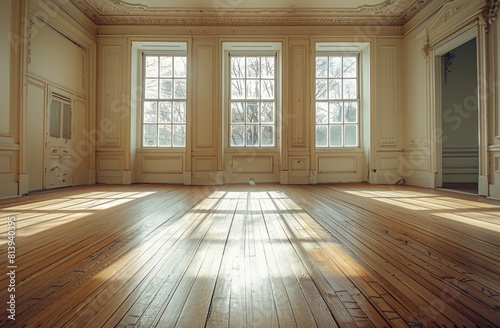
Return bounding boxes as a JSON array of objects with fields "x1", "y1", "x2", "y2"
[{"x1": 0, "y1": 183, "x2": 498, "y2": 327}]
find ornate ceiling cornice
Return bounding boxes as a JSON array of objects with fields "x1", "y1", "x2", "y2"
[{"x1": 69, "y1": 0, "x2": 432, "y2": 26}]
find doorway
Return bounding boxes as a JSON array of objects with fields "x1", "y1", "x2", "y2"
[{"x1": 439, "y1": 38, "x2": 478, "y2": 194}]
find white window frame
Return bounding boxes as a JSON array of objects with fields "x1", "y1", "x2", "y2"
[
  {"x1": 140, "y1": 47, "x2": 187, "y2": 148},
  {"x1": 314, "y1": 51, "x2": 361, "y2": 148},
  {"x1": 223, "y1": 42, "x2": 282, "y2": 150}
]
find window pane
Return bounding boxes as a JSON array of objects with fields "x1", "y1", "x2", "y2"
[
  {"x1": 246, "y1": 102, "x2": 259, "y2": 123},
  {"x1": 160, "y1": 79, "x2": 172, "y2": 99},
  {"x1": 261, "y1": 126, "x2": 274, "y2": 146},
  {"x1": 246, "y1": 57, "x2": 260, "y2": 78},
  {"x1": 246, "y1": 80, "x2": 260, "y2": 99},
  {"x1": 62, "y1": 103, "x2": 71, "y2": 139},
  {"x1": 231, "y1": 57, "x2": 245, "y2": 78},
  {"x1": 344, "y1": 102, "x2": 358, "y2": 123},
  {"x1": 261, "y1": 102, "x2": 274, "y2": 123},
  {"x1": 316, "y1": 79, "x2": 328, "y2": 99},
  {"x1": 329, "y1": 125, "x2": 342, "y2": 147},
  {"x1": 344, "y1": 125, "x2": 358, "y2": 146},
  {"x1": 261, "y1": 80, "x2": 274, "y2": 99},
  {"x1": 329, "y1": 57, "x2": 342, "y2": 78},
  {"x1": 160, "y1": 57, "x2": 172, "y2": 77},
  {"x1": 173, "y1": 101, "x2": 186, "y2": 123},
  {"x1": 174, "y1": 79, "x2": 186, "y2": 99},
  {"x1": 159, "y1": 102, "x2": 171, "y2": 123},
  {"x1": 231, "y1": 102, "x2": 245, "y2": 123},
  {"x1": 158, "y1": 125, "x2": 171, "y2": 147},
  {"x1": 143, "y1": 101, "x2": 157, "y2": 123},
  {"x1": 261, "y1": 57, "x2": 274, "y2": 78},
  {"x1": 343, "y1": 79, "x2": 357, "y2": 99},
  {"x1": 316, "y1": 57, "x2": 328, "y2": 78},
  {"x1": 246, "y1": 125, "x2": 259, "y2": 146},
  {"x1": 329, "y1": 79, "x2": 341, "y2": 99},
  {"x1": 316, "y1": 125, "x2": 328, "y2": 147},
  {"x1": 231, "y1": 125, "x2": 245, "y2": 146},
  {"x1": 316, "y1": 102, "x2": 328, "y2": 124},
  {"x1": 343, "y1": 57, "x2": 357, "y2": 78},
  {"x1": 143, "y1": 125, "x2": 157, "y2": 147},
  {"x1": 174, "y1": 57, "x2": 187, "y2": 77},
  {"x1": 145, "y1": 79, "x2": 158, "y2": 99},
  {"x1": 145, "y1": 56, "x2": 158, "y2": 77},
  {"x1": 329, "y1": 102, "x2": 342, "y2": 123},
  {"x1": 231, "y1": 80, "x2": 245, "y2": 99},
  {"x1": 50, "y1": 100, "x2": 60, "y2": 138},
  {"x1": 172, "y1": 125, "x2": 186, "y2": 147}
]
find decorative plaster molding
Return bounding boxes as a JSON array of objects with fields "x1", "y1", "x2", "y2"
[
  {"x1": 27, "y1": 19, "x2": 35, "y2": 64},
  {"x1": 70, "y1": 0, "x2": 432, "y2": 27},
  {"x1": 485, "y1": 0, "x2": 499, "y2": 24}
]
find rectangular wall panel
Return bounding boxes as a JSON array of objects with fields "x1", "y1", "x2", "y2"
[
  {"x1": 289, "y1": 44, "x2": 309, "y2": 149},
  {"x1": 100, "y1": 45, "x2": 123, "y2": 148},
  {"x1": 232, "y1": 156, "x2": 274, "y2": 174},
  {"x1": 378, "y1": 45, "x2": 399, "y2": 148},
  {"x1": 318, "y1": 156, "x2": 358, "y2": 174},
  {"x1": 142, "y1": 156, "x2": 183, "y2": 174},
  {"x1": 192, "y1": 43, "x2": 215, "y2": 150}
]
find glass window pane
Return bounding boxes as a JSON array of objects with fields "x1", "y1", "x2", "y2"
[
  {"x1": 231, "y1": 80, "x2": 245, "y2": 99},
  {"x1": 231, "y1": 57, "x2": 245, "y2": 78},
  {"x1": 174, "y1": 79, "x2": 186, "y2": 99},
  {"x1": 160, "y1": 79, "x2": 173, "y2": 99},
  {"x1": 343, "y1": 79, "x2": 357, "y2": 99},
  {"x1": 50, "y1": 100, "x2": 60, "y2": 138},
  {"x1": 231, "y1": 102, "x2": 245, "y2": 123},
  {"x1": 158, "y1": 125, "x2": 171, "y2": 147},
  {"x1": 261, "y1": 57, "x2": 274, "y2": 78},
  {"x1": 246, "y1": 80, "x2": 260, "y2": 99},
  {"x1": 343, "y1": 57, "x2": 357, "y2": 78},
  {"x1": 145, "y1": 56, "x2": 158, "y2": 77},
  {"x1": 172, "y1": 125, "x2": 186, "y2": 147},
  {"x1": 143, "y1": 124, "x2": 157, "y2": 147},
  {"x1": 143, "y1": 101, "x2": 157, "y2": 123},
  {"x1": 246, "y1": 125, "x2": 259, "y2": 146},
  {"x1": 261, "y1": 126, "x2": 274, "y2": 146},
  {"x1": 329, "y1": 57, "x2": 342, "y2": 78},
  {"x1": 261, "y1": 102, "x2": 274, "y2": 123},
  {"x1": 173, "y1": 101, "x2": 186, "y2": 123},
  {"x1": 316, "y1": 57, "x2": 328, "y2": 78},
  {"x1": 246, "y1": 102, "x2": 259, "y2": 123},
  {"x1": 316, "y1": 102, "x2": 328, "y2": 124},
  {"x1": 329, "y1": 125, "x2": 342, "y2": 147},
  {"x1": 231, "y1": 125, "x2": 245, "y2": 146},
  {"x1": 261, "y1": 80, "x2": 274, "y2": 99},
  {"x1": 344, "y1": 125, "x2": 358, "y2": 146},
  {"x1": 174, "y1": 57, "x2": 187, "y2": 77},
  {"x1": 344, "y1": 102, "x2": 358, "y2": 123},
  {"x1": 329, "y1": 79, "x2": 342, "y2": 99},
  {"x1": 329, "y1": 102, "x2": 342, "y2": 123},
  {"x1": 316, "y1": 79, "x2": 328, "y2": 99},
  {"x1": 160, "y1": 57, "x2": 172, "y2": 77},
  {"x1": 316, "y1": 125, "x2": 328, "y2": 147},
  {"x1": 159, "y1": 102, "x2": 171, "y2": 123},
  {"x1": 145, "y1": 79, "x2": 158, "y2": 99},
  {"x1": 62, "y1": 103, "x2": 71, "y2": 139},
  {"x1": 246, "y1": 57, "x2": 260, "y2": 78}
]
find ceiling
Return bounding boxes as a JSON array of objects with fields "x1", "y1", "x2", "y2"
[{"x1": 68, "y1": 0, "x2": 434, "y2": 26}]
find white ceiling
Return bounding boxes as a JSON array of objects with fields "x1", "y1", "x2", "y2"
[{"x1": 68, "y1": 0, "x2": 434, "y2": 26}]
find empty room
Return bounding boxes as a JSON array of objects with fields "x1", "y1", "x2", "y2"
[{"x1": 0, "y1": 0, "x2": 499, "y2": 326}]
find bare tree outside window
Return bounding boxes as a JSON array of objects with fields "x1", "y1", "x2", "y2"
[
  {"x1": 316, "y1": 55, "x2": 359, "y2": 147},
  {"x1": 229, "y1": 56, "x2": 276, "y2": 147},
  {"x1": 142, "y1": 55, "x2": 187, "y2": 147}
]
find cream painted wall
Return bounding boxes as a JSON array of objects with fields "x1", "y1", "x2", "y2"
[
  {"x1": 96, "y1": 28, "x2": 406, "y2": 186},
  {"x1": 0, "y1": 0, "x2": 12, "y2": 137}
]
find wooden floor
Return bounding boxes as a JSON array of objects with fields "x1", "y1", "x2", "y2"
[{"x1": 0, "y1": 184, "x2": 499, "y2": 327}]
